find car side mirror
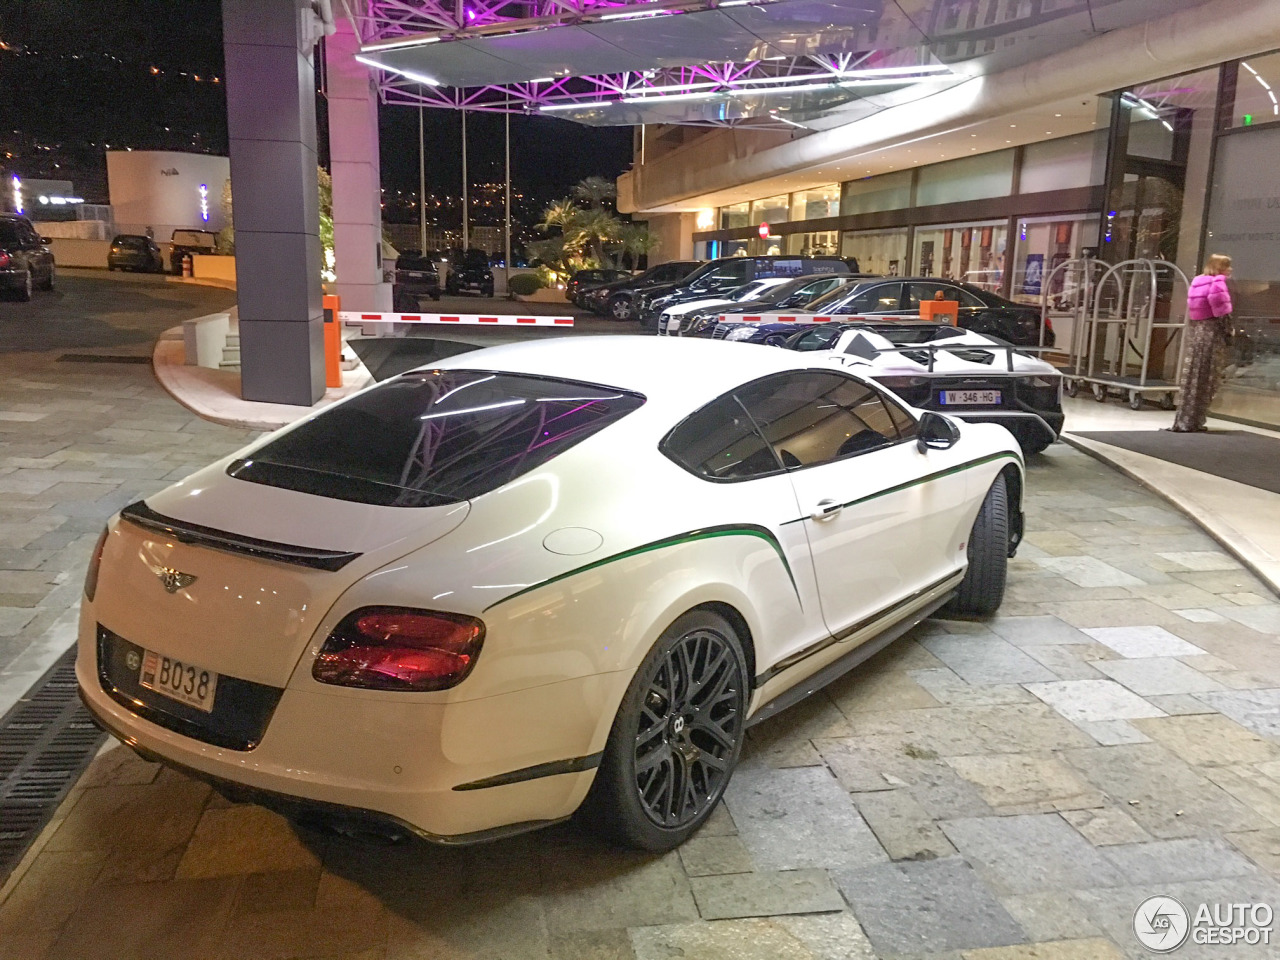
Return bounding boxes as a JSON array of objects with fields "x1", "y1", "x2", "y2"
[
  {"x1": 917, "y1": 412, "x2": 961, "y2": 452},
  {"x1": 40, "y1": 236, "x2": 52, "y2": 245}
]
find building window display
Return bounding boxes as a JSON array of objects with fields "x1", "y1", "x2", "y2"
[
  {"x1": 913, "y1": 220, "x2": 1008, "y2": 290},
  {"x1": 787, "y1": 231, "x2": 839, "y2": 256},
  {"x1": 750, "y1": 194, "x2": 789, "y2": 227},
  {"x1": 1205, "y1": 112, "x2": 1280, "y2": 427},
  {"x1": 841, "y1": 228, "x2": 908, "y2": 276},
  {"x1": 719, "y1": 202, "x2": 750, "y2": 230},
  {"x1": 1010, "y1": 214, "x2": 1101, "y2": 306},
  {"x1": 841, "y1": 170, "x2": 912, "y2": 216},
  {"x1": 790, "y1": 185, "x2": 839, "y2": 221}
]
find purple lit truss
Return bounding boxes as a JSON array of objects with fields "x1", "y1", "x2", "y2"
[{"x1": 346, "y1": 0, "x2": 936, "y2": 127}]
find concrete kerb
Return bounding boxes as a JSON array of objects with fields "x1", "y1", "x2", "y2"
[
  {"x1": 153, "y1": 318, "x2": 373, "y2": 432},
  {"x1": 1061, "y1": 433, "x2": 1280, "y2": 598}
]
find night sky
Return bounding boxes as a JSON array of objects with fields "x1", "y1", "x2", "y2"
[{"x1": 0, "y1": 0, "x2": 633, "y2": 219}]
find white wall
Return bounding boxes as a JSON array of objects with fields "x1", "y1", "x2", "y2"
[{"x1": 106, "y1": 150, "x2": 229, "y2": 242}]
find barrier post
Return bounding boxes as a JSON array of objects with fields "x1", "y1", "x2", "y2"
[{"x1": 322, "y1": 294, "x2": 343, "y2": 389}]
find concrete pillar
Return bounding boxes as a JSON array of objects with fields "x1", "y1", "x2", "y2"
[
  {"x1": 222, "y1": 0, "x2": 325, "y2": 405},
  {"x1": 326, "y1": 19, "x2": 392, "y2": 312},
  {"x1": 645, "y1": 212, "x2": 696, "y2": 263}
]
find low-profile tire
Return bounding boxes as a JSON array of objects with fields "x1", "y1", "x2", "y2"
[
  {"x1": 40, "y1": 267, "x2": 54, "y2": 291},
  {"x1": 947, "y1": 474, "x2": 1009, "y2": 617},
  {"x1": 607, "y1": 296, "x2": 634, "y2": 321},
  {"x1": 581, "y1": 609, "x2": 748, "y2": 851},
  {"x1": 14, "y1": 270, "x2": 32, "y2": 302}
]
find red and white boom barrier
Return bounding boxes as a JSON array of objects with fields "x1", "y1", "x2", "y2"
[
  {"x1": 718, "y1": 313, "x2": 869, "y2": 325},
  {"x1": 338, "y1": 311, "x2": 574, "y2": 327}
]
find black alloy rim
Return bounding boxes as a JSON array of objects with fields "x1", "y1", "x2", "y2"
[{"x1": 633, "y1": 628, "x2": 743, "y2": 828}]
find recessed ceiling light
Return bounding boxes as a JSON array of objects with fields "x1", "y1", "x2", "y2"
[
  {"x1": 1010, "y1": 124, "x2": 1016, "y2": 128},
  {"x1": 1054, "y1": 113, "x2": 1062, "y2": 117}
]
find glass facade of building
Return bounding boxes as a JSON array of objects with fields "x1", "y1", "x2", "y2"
[{"x1": 689, "y1": 54, "x2": 1280, "y2": 427}]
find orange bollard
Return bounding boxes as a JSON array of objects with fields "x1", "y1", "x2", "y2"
[
  {"x1": 322, "y1": 294, "x2": 342, "y2": 389},
  {"x1": 919, "y1": 291, "x2": 959, "y2": 325}
]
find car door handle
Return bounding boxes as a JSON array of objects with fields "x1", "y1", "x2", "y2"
[{"x1": 811, "y1": 499, "x2": 842, "y2": 521}]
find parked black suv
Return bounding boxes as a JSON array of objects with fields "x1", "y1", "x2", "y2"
[
  {"x1": 393, "y1": 251, "x2": 442, "y2": 310},
  {"x1": 566, "y1": 268, "x2": 631, "y2": 306},
  {"x1": 582, "y1": 260, "x2": 702, "y2": 320},
  {"x1": 0, "y1": 214, "x2": 55, "y2": 301},
  {"x1": 802, "y1": 276, "x2": 1055, "y2": 347},
  {"x1": 169, "y1": 229, "x2": 218, "y2": 274},
  {"x1": 108, "y1": 234, "x2": 165, "y2": 273},
  {"x1": 638, "y1": 255, "x2": 849, "y2": 328},
  {"x1": 445, "y1": 249, "x2": 495, "y2": 297}
]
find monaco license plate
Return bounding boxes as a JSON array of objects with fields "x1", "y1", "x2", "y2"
[
  {"x1": 942, "y1": 389, "x2": 1001, "y2": 406},
  {"x1": 139, "y1": 649, "x2": 218, "y2": 713}
]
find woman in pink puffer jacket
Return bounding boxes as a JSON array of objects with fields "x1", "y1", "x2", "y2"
[{"x1": 1172, "y1": 254, "x2": 1233, "y2": 432}]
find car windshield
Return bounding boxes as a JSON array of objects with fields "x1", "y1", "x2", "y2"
[
  {"x1": 806, "y1": 281, "x2": 876, "y2": 313},
  {"x1": 227, "y1": 371, "x2": 645, "y2": 507}
]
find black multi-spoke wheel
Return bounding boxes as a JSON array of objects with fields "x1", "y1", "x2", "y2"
[{"x1": 582, "y1": 609, "x2": 748, "y2": 850}]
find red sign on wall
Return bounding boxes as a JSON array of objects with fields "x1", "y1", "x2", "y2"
[{"x1": 758, "y1": 222, "x2": 770, "y2": 239}]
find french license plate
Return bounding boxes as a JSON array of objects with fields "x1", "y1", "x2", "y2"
[
  {"x1": 942, "y1": 389, "x2": 1001, "y2": 405},
  {"x1": 139, "y1": 649, "x2": 218, "y2": 713}
]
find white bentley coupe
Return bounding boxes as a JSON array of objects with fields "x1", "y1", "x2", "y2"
[{"x1": 77, "y1": 336, "x2": 1024, "y2": 850}]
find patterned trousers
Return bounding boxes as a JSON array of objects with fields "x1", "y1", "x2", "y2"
[{"x1": 1173, "y1": 319, "x2": 1227, "y2": 432}]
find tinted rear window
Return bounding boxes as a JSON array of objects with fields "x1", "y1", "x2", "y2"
[
  {"x1": 0, "y1": 223, "x2": 19, "y2": 245},
  {"x1": 228, "y1": 371, "x2": 644, "y2": 507}
]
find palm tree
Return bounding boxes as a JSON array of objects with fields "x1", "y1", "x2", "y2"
[
  {"x1": 538, "y1": 198, "x2": 581, "y2": 233},
  {"x1": 571, "y1": 176, "x2": 617, "y2": 211},
  {"x1": 614, "y1": 223, "x2": 659, "y2": 268}
]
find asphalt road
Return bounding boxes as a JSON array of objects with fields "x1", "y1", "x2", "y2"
[{"x1": 0, "y1": 268, "x2": 235, "y2": 356}]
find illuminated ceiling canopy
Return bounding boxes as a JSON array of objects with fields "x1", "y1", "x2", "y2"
[{"x1": 347, "y1": 0, "x2": 1213, "y2": 129}]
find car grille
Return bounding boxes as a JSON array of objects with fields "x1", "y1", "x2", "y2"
[
  {"x1": 711, "y1": 325, "x2": 731, "y2": 339},
  {"x1": 96, "y1": 625, "x2": 284, "y2": 751}
]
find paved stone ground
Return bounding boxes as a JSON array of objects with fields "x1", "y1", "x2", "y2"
[{"x1": 4, "y1": 278, "x2": 1280, "y2": 958}]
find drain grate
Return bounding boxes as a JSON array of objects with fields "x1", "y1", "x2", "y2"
[
  {"x1": 57, "y1": 354, "x2": 152, "y2": 364},
  {"x1": 0, "y1": 646, "x2": 106, "y2": 886}
]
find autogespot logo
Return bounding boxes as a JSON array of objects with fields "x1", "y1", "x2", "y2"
[
  {"x1": 1134, "y1": 896, "x2": 1275, "y2": 952},
  {"x1": 1134, "y1": 896, "x2": 1190, "y2": 953}
]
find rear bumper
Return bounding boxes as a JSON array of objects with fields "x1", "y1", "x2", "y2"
[
  {"x1": 0, "y1": 268, "x2": 27, "y2": 288},
  {"x1": 947, "y1": 409, "x2": 1063, "y2": 447},
  {"x1": 76, "y1": 608, "x2": 622, "y2": 841}
]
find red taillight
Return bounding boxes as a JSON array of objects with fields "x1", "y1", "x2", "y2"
[
  {"x1": 1044, "y1": 317, "x2": 1054, "y2": 332},
  {"x1": 83, "y1": 527, "x2": 108, "y2": 601},
  {"x1": 0, "y1": 252, "x2": 10, "y2": 268},
  {"x1": 313, "y1": 607, "x2": 485, "y2": 691}
]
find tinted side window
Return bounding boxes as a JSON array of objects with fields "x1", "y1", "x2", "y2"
[
  {"x1": 881, "y1": 393, "x2": 918, "y2": 440},
  {"x1": 230, "y1": 371, "x2": 644, "y2": 506},
  {"x1": 906, "y1": 282, "x2": 983, "y2": 309},
  {"x1": 663, "y1": 394, "x2": 782, "y2": 481},
  {"x1": 0, "y1": 223, "x2": 20, "y2": 246},
  {"x1": 736, "y1": 373, "x2": 905, "y2": 468},
  {"x1": 791, "y1": 327, "x2": 840, "y2": 352},
  {"x1": 836, "y1": 283, "x2": 903, "y2": 315}
]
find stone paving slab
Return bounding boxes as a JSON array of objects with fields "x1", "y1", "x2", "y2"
[{"x1": 3, "y1": 328, "x2": 1280, "y2": 960}]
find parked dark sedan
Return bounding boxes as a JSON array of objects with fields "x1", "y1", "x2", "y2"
[
  {"x1": 168, "y1": 229, "x2": 218, "y2": 274},
  {"x1": 0, "y1": 214, "x2": 55, "y2": 301},
  {"x1": 681, "y1": 273, "x2": 863, "y2": 336},
  {"x1": 799, "y1": 277, "x2": 1055, "y2": 347},
  {"x1": 582, "y1": 260, "x2": 702, "y2": 320},
  {"x1": 638, "y1": 255, "x2": 850, "y2": 328},
  {"x1": 108, "y1": 235, "x2": 165, "y2": 273},
  {"x1": 445, "y1": 249, "x2": 494, "y2": 297},
  {"x1": 566, "y1": 268, "x2": 631, "y2": 305},
  {"x1": 393, "y1": 251, "x2": 442, "y2": 310}
]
